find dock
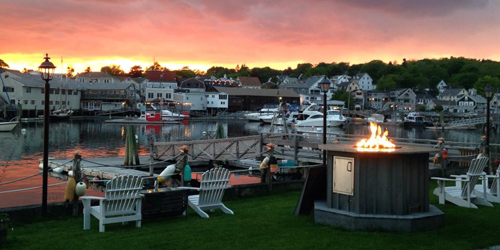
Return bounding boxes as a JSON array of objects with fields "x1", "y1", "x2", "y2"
[
  {"x1": 105, "y1": 119, "x2": 179, "y2": 124},
  {"x1": 47, "y1": 156, "x2": 158, "y2": 179}
]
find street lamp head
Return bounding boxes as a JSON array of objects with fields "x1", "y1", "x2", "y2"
[
  {"x1": 319, "y1": 77, "x2": 330, "y2": 93},
  {"x1": 485, "y1": 85, "x2": 492, "y2": 98},
  {"x1": 38, "y1": 53, "x2": 56, "y2": 81}
]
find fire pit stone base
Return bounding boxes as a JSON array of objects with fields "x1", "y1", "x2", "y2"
[{"x1": 314, "y1": 201, "x2": 444, "y2": 232}]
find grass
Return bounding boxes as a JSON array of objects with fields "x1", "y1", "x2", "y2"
[{"x1": 3, "y1": 184, "x2": 500, "y2": 250}]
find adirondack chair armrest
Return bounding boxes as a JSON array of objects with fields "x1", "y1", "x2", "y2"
[
  {"x1": 431, "y1": 177, "x2": 457, "y2": 182},
  {"x1": 450, "y1": 174, "x2": 467, "y2": 179},
  {"x1": 468, "y1": 173, "x2": 486, "y2": 177},
  {"x1": 177, "y1": 187, "x2": 201, "y2": 191},
  {"x1": 80, "y1": 196, "x2": 105, "y2": 201}
]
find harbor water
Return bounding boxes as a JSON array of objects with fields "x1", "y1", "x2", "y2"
[{"x1": 0, "y1": 119, "x2": 496, "y2": 208}]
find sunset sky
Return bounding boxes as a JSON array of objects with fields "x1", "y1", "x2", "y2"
[{"x1": 1, "y1": 0, "x2": 500, "y2": 74}]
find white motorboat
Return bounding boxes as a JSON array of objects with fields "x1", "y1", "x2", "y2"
[
  {"x1": 51, "y1": 109, "x2": 73, "y2": 121},
  {"x1": 0, "y1": 119, "x2": 18, "y2": 132},
  {"x1": 367, "y1": 114, "x2": 384, "y2": 124},
  {"x1": 244, "y1": 107, "x2": 279, "y2": 122},
  {"x1": 294, "y1": 109, "x2": 346, "y2": 127},
  {"x1": 160, "y1": 109, "x2": 187, "y2": 121}
]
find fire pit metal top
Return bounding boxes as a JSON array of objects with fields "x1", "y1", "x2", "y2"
[{"x1": 318, "y1": 143, "x2": 436, "y2": 154}]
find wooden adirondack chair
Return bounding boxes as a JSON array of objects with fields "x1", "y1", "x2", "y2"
[
  {"x1": 187, "y1": 167, "x2": 233, "y2": 218},
  {"x1": 474, "y1": 169, "x2": 500, "y2": 203},
  {"x1": 432, "y1": 156, "x2": 493, "y2": 209},
  {"x1": 82, "y1": 175, "x2": 144, "y2": 232}
]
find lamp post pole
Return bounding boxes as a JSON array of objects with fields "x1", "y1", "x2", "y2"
[
  {"x1": 319, "y1": 77, "x2": 330, "y2": 167},
  {"x1": 39, "y1": 54, "x2": 56, "y2": 217}
]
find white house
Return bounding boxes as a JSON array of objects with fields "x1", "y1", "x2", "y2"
[
  {"x1": 173, "y1": 78, "x2": 207, "y2": 111},
  {"x1": 437, "y1": 80, "x2": 447, "y2": 94},
  {"x1": 0, "y1": 69, "x2": 81, "y2": 117},
  {"x1": 353, "y1": 73, "x2": 374, "y2": 91},
  {"x1": 75, "y1": 72, "x2": 116, "y2": 84},
  {"x1": 438, "y1": 88, "x2": 468, "y2": 101},
  {"x1": 143, "y1": 71, "x2": 177, "y2": 102},
  {"x1": 206, "y1": 91, "x2": 229, "y2": 115}
]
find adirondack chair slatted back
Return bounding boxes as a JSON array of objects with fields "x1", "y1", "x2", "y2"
[
  {"x1": 199, "y1": 167, "x2": 231, "y2": 206},
  {"x1": 490, "y1": 170, "x2": 499, "y2": 195},
  {"x1": 461, "y1": 157, "x2": 489, "y2": 198},
  {"x1": 104, "y1": 175, "x2": 143, "y2": 216}
]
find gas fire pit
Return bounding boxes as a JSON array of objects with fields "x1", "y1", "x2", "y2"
[{"x1": 315, "y1": 123, "x2": 444, "y2": 232}]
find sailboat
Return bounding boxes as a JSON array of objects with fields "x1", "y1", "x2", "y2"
[
  {"x1": 0, "y1": 70, "x2": 19, "y2": 132},
  {"x1": 50, "y1": 74, "x2": 73, "y2": 121}
]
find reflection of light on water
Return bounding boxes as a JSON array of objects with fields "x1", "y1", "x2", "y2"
[
  {"x1": 121, "y1": 126, "x2": 125, "y2": 137},
  {"x1": 184, "y1": 127, "x2": 191, "y2": 138},
  {"x1": 191, "y1": 172, "x2": 260, "y2": 185}
]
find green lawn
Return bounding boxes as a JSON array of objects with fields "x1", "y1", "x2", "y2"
[{"x1": 3, "y1": 185, "x2": 500, "y2": 250}]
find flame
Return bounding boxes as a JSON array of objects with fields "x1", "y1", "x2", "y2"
[{"x1": 356, "y1": 122, "x2": 396, "y2": 152}]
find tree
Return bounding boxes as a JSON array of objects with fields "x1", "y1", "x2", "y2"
[
  {"x1": 417, "y1": 105, "x2": 426, "y2": 112},
  {"x1": 359, "y1": 60, "x2": 386, "y2": 82},
  {"x1": 0, "y1": 59, "x2": 9, "y2": 69},
  {"x1": 474, "y1": 76, "x2": 500, "y2": 96},
  {"x1": 129, "y1": 65, "x2": 143, "y2": 78},
  {"x1": 332, "y1": 90, "x2": 353, "y2": 109},
  {"x1": 146, "y1": 62, "x2": 164, "y2": 71},
  {"x1": 66, "y1": 66, "x2": 75, "y2": 78},
  {"x1": 376, "y1": 74, "x2": 399, "y2": 91},
  {"x1": 101, "y1": 65, "x2": 125, "y2": 76},
  {"x1": 84, "y1": 67, "x2": 91, "y2": 73},
  {"x1": 434, "y1": 104, "x2": 443, "y2": 112}
]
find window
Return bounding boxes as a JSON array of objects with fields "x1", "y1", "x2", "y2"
[
  {"x1": 26, "y1": 87, "x2": 31, "y2": 93},
  {"x1": 62, "y1": 101, "x2": 66, "y2": 105},
  {"x1": 221, "y1": 102, "x2": 225, "y2": 105},
  {"x1": 42, "y1": 100, "x2": 44, "y2": 105},
  {"x1": 55, "y1": 89, "x2": 60, "y2": 95},
  {"x1": 219, "y1": 95, "x2": 227, "y2": 100},
  {"x1": 68, "y1": 90, "x2": 73, "y2": 95},
  {"x1": 49, "y1": 101, "x2": 53, "y2": 105},
  {"x1": 74, "y1": 90, "x2": 78, "y2": 95},
  {"x1": 41, "y1": 88, "x2": 44, "y2": 94},
  {"x1": 157, "y1": 93, "x2": 162, "y2": 98},
  {"x1": 201, "y1": 97, "x2": 203, "y2": 100},
  {"x1": 31, "y1": 100, "x2": 35, "y2": 105},
  {"x1": 10, "y1": 99, "x2": 15, "y2": 105},
  {"x1": 4, "y1": 87, "x2": 14, "y2": 92},
  {"x1": 166, "y1": 93, "x2": 171, "y2": 99},
  {"x1": 56, "y1": 101, "x2": 59, "y2": 105},
  {"x1": 148, "y1": 93, "x2": 154, "y2": 98},
  {"x1": 212, "y1": 95, "x2": 215, "y2": 98},
  {"x1": 49, "y1": 89, "x2": 54, "y2": 94},
  {"x1": 68, "y1": 101, "x2": 70, "y2": 105},
  {"x1": 104, "y1": 79, "x2": 110, "y2": 83},
  {"x1": 62, "y1": 89, "x2": 66, "y2": 94}
]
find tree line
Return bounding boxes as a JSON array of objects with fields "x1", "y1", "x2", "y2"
[{"x1": 1, "y1": 57, "x2": 499, "y2": 95}]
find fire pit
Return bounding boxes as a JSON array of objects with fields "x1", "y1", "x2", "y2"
[{"x1": 315, "y1": 123, "x2": 444, "y2": 232}]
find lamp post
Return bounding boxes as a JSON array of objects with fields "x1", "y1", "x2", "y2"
[
  {"x1": 485, "y1": 86, "x2": 492, "y2": 173},
  {"x1": 319, "y1": 77, "x2": 330, "y2": 167},
  {"x1": 38, "y1": 53, "x2": 56, "y2": 216}
]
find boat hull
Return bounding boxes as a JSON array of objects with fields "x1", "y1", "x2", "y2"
[
  {"x1": 295, "y1": 119, "x2": 344, "y2": 127},
  {"x1": 0, "y1": 121, "x2": 18, "y2": 132}
]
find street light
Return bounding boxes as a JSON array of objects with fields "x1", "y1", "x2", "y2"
[
  {"x1": 485, "y1": 85, "x2": 492, "y2": 173},
  {"x1": 319, "y1": 77, "x2": 330, "y2": 167},
  {"x1": 38, "y1": 53, "x2": 56, "y2": 216}
]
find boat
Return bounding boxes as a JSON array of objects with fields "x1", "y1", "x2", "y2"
[
  {"x1": 367, "y1": 114, "x2": 385, "y2": 124},
  {"x1": 244, "y1": 105, "x2": 279, "y2": 122},
  {"x1": 0, "y1": 118, "x2": 18, "y2": 132},
  {"x1": 50, "y1": 109, "x2": 73, "y2": 121},
  {"x1": 294, "y1": 109, "x2": 346, "y2": 127},
  {"x1": 403, "y1": 112, "x2": 433, "y2": 128}
]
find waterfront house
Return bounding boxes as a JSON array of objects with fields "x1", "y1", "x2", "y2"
[
  {"x1": 262, "y1": 79, "x2": 277, "y2": 89},
  {"x1": 416, "y1": 92, "x2": 435, "y2": 106},
  {"x1": 212, "y1": 86, "x2": 299, "y2": 112},
  {"x1": 205, "y1": 75, "x2": 238, "y2": 88},
  {"x1": 337, "y1": 81, "x2": 360, "y2": 93},
  {"x1": 80, "y1": 81, "x2": 137, "y2": 113},
  {"x1": 237, "y1": 76, "x2": 261, "y2": 89},
  {"x1": 143, "y1": 71, "x2": 177, "y2": 102},
  {"x1": 173, "y1": 77, "x2": 207, "y2": 111},
  {"x1": 365, "y1": 90, "x2": 390, "y2": 110},
  {"x1": 205, "y1": 91, "x2": 229, "y2": 115},
  {"x1": 0, "y1": 69, "x2": 82, "y2": 118},
  {"x1": 76, "y1": 72, "x2": 116, "y2": 84},
  {"x1": 437, "y1": 80, "x2": 447, "y2": 94},
  {"x1": 491, "y1": 93, "x2": 500, "y2": 114},
  {"x1": 280, "y1": 75, "x2": 332, "y2": 105},
  {"x1": 438, "y1": 88, "x2": 468, "y2": 102},
  {"x1": 454, "y1": 94, "x2": 487, "y2": 114},
  {"x1": 353, "y1": 73, "x2": 374, "y2": 91},
  {"x1": 426, "y1": 99, "x2": 454, "y2": 111},
  {"x1": 382, "y1": 88, "x2": 416, "y2": 111}
]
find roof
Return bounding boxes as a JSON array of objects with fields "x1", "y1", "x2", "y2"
[
  {"x1": 458, "y1": 94, "x2": 487, "y2": 104},
  {"x1": 76, "y1": 72, "x2": 113, "y2": 78},
  {"x1": 1, "y1": 69, "x2": 81, "y2": 89},
  {"x1": 146, "y1": 71, "x2": 176, "y2": 82},
  {"x1": 429, "y1": 99, "x2": 452, "y2": 106},
  {"x1": 238, "y1": 76, "x2": 261, "y2": 87},
  {"x1": 213, "y1": 87, "x2": 299, "y2": 98},
  {"x1": 440, "y1": 88, "x2": 466, "y2": 97}
]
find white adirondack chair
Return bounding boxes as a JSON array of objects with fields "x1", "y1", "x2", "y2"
[
  {"x1": 82, "y1": 175, "x2": 144, "y2": 232},
  {"x1": 474, "y1": 169, "x2": 500, "y2": 203},
  {"x1": 187, "y1": 167, "x2": 233, "y2": 218},
  {"x1": 432, "y1": 156, "x2": 493, "y2": 209}
]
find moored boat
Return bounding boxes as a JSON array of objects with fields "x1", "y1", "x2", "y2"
[{"x1": 0, "y1": 118, "x2": 18, "y2": 132}]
